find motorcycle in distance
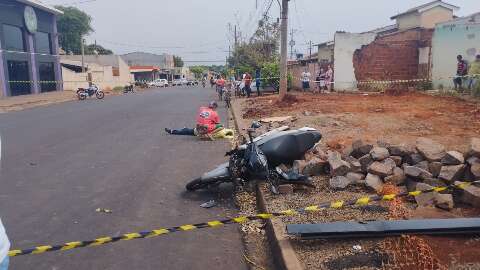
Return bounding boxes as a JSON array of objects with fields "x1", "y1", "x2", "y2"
[
  {"x1": 223, "y1": 87, "x2": 232, "y2": 108},
  {"x1": 123, "y1": 83, "x2": 135, "y2": 94},
  {"x1": 77, "y1": 84, "x2": 105, "y2": 100},
  {"x1": 185, "y1": 124, "x2": 322, "y2": 193}
]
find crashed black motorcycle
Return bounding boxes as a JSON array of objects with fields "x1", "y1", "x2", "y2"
[{"x1": 186, "y1": 125, "x2": 322, "y2": 193}]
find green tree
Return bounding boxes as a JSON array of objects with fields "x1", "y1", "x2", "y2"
[
  {"x1": 173, "y1": 55, "x2": 184, "y2": 67},
  {"x1": 55, "y1": 6, "x2": 93, "y2": 54},
  {"x1": 189, "y1": 66, "x2": 205, "y2": 79},
  {"x1": 228, "y1": 16, "x2": 280, "y2": 72},
  {"x1": 85, "y1": 44, "x2": 113, "y2": 55}
]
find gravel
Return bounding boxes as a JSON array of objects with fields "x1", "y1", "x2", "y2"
[{"x1": 261, "y1": 176, "x2": 389, "y2": 270}]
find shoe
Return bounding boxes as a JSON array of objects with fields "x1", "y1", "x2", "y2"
[{"x1": 165, "y1": 128, "x2": 172, "y2": 134}]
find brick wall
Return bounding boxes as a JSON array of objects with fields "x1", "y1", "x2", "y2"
[{"x1": 352, "y1": 29, "x2": 433, "y2": 89}]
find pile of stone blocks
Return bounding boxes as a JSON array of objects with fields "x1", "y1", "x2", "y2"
[{"x1": 293, "y1": 137, "x2": 480, "y2": 210}]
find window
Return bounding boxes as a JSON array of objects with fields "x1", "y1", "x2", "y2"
[
  {"x1": 3, "y1": 24, "x2": 25, "y2": 52},
  {"x1": 35, "y1": 32, "x2": 51, "y2": 54},
  {"x1": 39, "y1": 62, "x2": 56, "y2": 92},
  {"x1": 7, "y1": 61, "x2": 31, "y2": 96}
]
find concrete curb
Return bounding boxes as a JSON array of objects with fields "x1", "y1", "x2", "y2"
[
  {"x1": 256, "y1": 185, "x2": 304, "y2": 270},
  {"x1": 230, "y1": 98, "x2": 304, "y2": 270}
]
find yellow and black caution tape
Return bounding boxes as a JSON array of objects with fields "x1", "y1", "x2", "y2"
[{"x1": 8, "y1": 180, "x2": 479, "y2": 257}]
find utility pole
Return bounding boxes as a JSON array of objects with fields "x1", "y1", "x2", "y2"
[
  {"x1": 289, "y1": 29, "x2": 296, "y2": 60},
  {"x1": 279, "y1": 0, "x2": 289, "y2": 99},
  {"x1": 234, "y1": 25, "x2": 238, "y2": 49},
  {"x1": 309, "y1": 40, "x2": 312, "y2": 60},
  {"x1": 309, "y1": 40, "x2": 316, "y2": 76},
  {"x1": 81, "y1": 38, "x2": 85, "y2": 73},
  {"x1": 228, "y1": 45, "x2": 231, "y2": 68}
]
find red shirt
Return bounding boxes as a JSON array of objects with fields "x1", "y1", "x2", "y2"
[
  {"x1": 457, "y1": 60, "x2": 468, "y2": 76},
  {"x1": 216, "y1": 78, "x2": 225, "y2": 87},
  {"x1": 196, "y1": 107, "x2": 220, "y2": 133}
]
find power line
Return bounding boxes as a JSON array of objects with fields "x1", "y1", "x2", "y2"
[{"x1": 50, "y1": 0, "x2": 99, "y2": 6}]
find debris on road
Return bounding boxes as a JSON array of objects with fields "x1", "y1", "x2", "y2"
[
  {"x1": 200, "y1": 200, "x2": 217, "y2": 209},
  {"x1": 95, "y1": 208, "x2": 113, "y2": 214}
]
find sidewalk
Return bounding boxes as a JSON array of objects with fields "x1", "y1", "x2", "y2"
[{"x1": 0, "y1": 91, "x2": 77, "y2": 113}]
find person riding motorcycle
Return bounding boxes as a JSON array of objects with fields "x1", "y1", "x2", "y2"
[{"x1": 165, "y1": 101, "x2": 222, "y2": 136}]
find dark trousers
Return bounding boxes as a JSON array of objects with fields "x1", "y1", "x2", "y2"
[
  {"x1": 171, "y1": 128, "x2": 195, "y2": 136},
  {"x1": 256, "y1": 83, "x2": 261, "y2": 96},
  {"x1": 453, "y1": 77, "x2": 463, "y2": 90},
  {"x1": 245, "y1": 84, "x2": 252, "y2": 97}
]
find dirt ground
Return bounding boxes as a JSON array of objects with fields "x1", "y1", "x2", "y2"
[
  {"x1": 238, "y1": 91, "x2": 480, "y2": 270},
  {"x1": 241, "y1": 92, "x2": 480, "y2": 152}
]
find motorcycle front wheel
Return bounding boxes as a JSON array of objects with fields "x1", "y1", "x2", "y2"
[
  {"x1": 96, "y1": 91, "x2": 105, "y2": 99},
  {"x1": 186, "y1": 178, "x2": 210, "y2": 191}
]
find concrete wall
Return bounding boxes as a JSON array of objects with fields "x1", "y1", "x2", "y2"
[
  {"x1": 396, "y1": 6, "x2": 453, "y2": 30},
  {"x1": 397, "y1": 13, "x2": 421, "y2": 30},
  {"x1": 288, "y1": 61, "x2": 319, "y2": 90},
  {"x1": 62, "y1": 60, "x2": 133, "y2": 91},
  {"x1": 317, "y1": 44, "x2": 334, "y2": 64},
  {"x1": 431, "y1": 15, "x2": 480, "y2": 89},
  {"x1": 121, "y1": 52, "x2": 174, "y2": 69},
  {"x1": 420, "y1": 6, "x2": 454, "y2": 29},
  {"x1": 333, "y1": 32, "x2": 376, "y2": 91},
  {"x1": 0, "y1": 0, "x2": 60, "y2": 97}
]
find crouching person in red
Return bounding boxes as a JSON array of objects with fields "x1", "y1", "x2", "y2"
[{"x1": 165, "y1": 101, "x2": 222, "y2": 136}]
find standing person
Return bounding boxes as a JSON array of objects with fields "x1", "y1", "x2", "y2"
[
  {"x1": 454, "y1": 55, "x2": 468, "y2": 91},
  {"x1": 316, "y1": 68, "x2": 326, "y2": 93},
  {"x1": 325, "y1": 65, "x2": 333, "y2": 91},
  {"x1": 0, "y1": 218, "x2": 9, "y2": 270},
  {"x1": 216, "y1": 75, "x2": 225, "y2": 101},
  {"x1": 210, "y1": 76, "x2": 216, "y2": 88},
  {"x1": 255, "y1": 69, "x2": 261, "y2": 96},
  {"x1": 244, "y1": 72, "x2": 253, "y2": 98},
  {"x1": 301, "y1": 69, "x2": 311, "y2": 92},
  {"x1": 468, "y1": 54, "x2": 480, "y2": 90}
]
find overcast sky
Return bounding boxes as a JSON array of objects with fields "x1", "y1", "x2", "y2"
[{"x1": 44, "y1": 0, "x2": 479, "y2": 65}]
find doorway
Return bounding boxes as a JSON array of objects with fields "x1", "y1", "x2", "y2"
[
  {"x1": 39, "y1": 62, "x2": 56, "y2": 92},
  {"x1": 7, "y1": 60, "x2": 31, "y2": 96}
]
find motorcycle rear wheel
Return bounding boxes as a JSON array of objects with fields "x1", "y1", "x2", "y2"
[
  {"x1": 77, "y1": 93, "x2": 87, "y2": 100},
  {"x1": 186, "y1": 178, "x2": 210, "y2": 191}
]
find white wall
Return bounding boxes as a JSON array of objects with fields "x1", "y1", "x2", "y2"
[
  {"x1": 62, "y1": 61, "x2": 134, "y2": 91},
  {"x1": 397, "y1": 13, "x2": 421, "y2": 30},
  {"x1": 431, "y1": 16, "x2": 480, "y2": 89},
  {"x1": 333, "y1": 32, "x2": 376, "y2": 91},
  {"x1": 420, "y1": 6, "x2": 454, "y2": 29}
]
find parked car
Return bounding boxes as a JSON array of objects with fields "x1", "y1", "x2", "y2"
[
  {"x1": 148, "y1": 79, "x2": 169, "y2": 88},
  {"x1": 172, "y1": 79, "x2": 183, "y2": 86},
  {"x1": 187, "y1": 80, "x2": 199, "y2": 86}
]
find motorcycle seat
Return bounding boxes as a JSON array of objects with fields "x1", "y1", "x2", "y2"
[{"x1": 259, "y1": 131, "x2": 321, "y2": 167}]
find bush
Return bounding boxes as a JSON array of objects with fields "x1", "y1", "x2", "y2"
[
  {"x1": 113, "y1": 86, "x2": 124, "y2": 91},
  {"x1": 260, "y1": 62, "x2": 279, "y2": 89},
  {"x1": 416, "y1": 81, "x2": 432, "y2": 91}
]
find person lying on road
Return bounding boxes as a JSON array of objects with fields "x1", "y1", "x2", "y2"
[{"x1": 165, "y1": 101, "x2": 222, "y2": 137}]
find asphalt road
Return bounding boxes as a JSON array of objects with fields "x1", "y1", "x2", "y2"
[{"x1": 0, "y1": 86, "x2": 246, "y2": 270}]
